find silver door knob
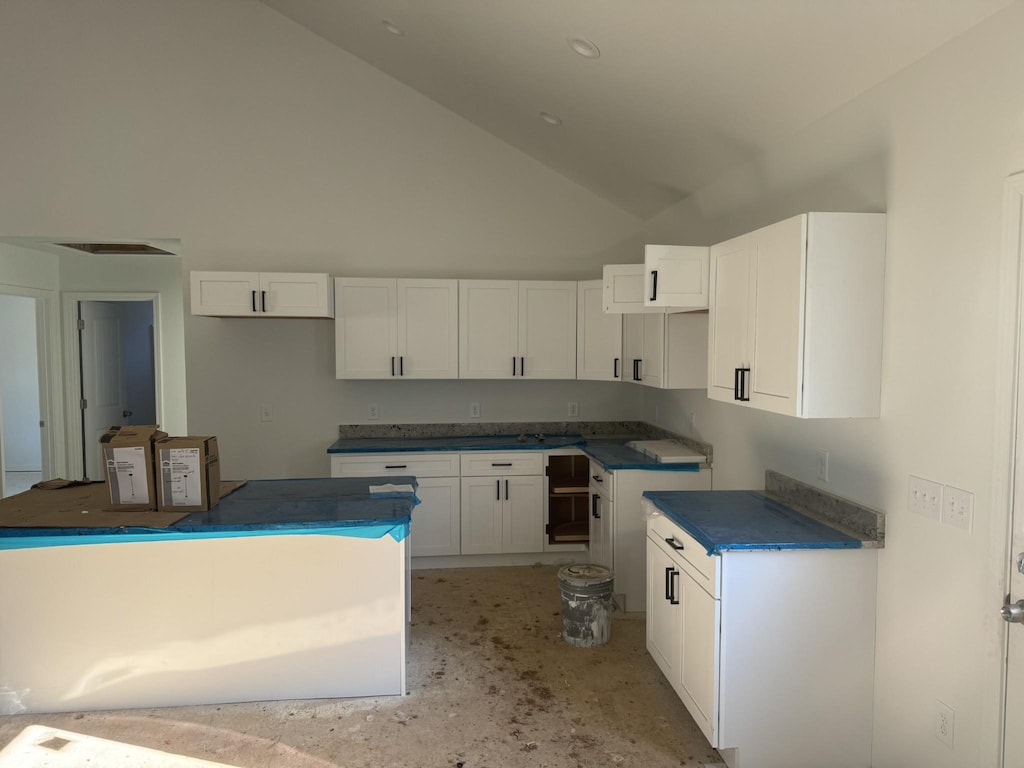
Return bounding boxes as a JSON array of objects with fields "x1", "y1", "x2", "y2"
[
  {"x1": 1017, "y1": 551, "x2": 1024, "y2": 575},
  {"x1": 1001, "y1": 596, "x2": 1024, "y2": 624}
]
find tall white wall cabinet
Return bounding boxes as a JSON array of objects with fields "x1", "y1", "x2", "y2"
[
  {"x1": 335, "y1": 278, "x2": 459, "y2": 379},
  {"x1": 707, "y1": 212, "x2": 886, "y2": 418}
]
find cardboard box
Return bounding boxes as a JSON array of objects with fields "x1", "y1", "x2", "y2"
[
  {"x1": 99, "y1": 425, "x2": 167, "y2": 510},
  {"x1": 155, "y1": 436, "x2": 221, "y2": 513}
]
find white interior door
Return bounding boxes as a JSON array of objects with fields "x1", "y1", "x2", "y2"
[
  {"x1": 1003, "y1": 173, "x2": 1024, "y2": 766},
  {"x1": 79, "y1": 302, "x2": 129, "y2": 480}
]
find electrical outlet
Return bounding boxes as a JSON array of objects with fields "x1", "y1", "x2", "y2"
[
  {"x1": 942, "y1": 485, "x2": 974, "y2": 532},
  {"x1": 470, "y1": 402, "x2": 481, "y2": 418},
  {"x1": 815, "y1": 449, "x2": 829, "y2": 482},
  {"x1": 568, "y1": 401, "x2": 579, "y2": 418},
  {"x1": 909, "y1": 475, "x2": 942, "y2": 520},
  {"x1": 367, "y1": 403, "x2": 379, "y2": 420},
  {"x1": 259, "y1": 404, "x2": 273, "y2": 423},
  {"x1": 935, "y1": 700, "x2": 955, "y2": 749}
]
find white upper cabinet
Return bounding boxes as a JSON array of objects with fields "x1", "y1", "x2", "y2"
[
  {"x1": 708, "y1": 212, "x2": 886, "y2": 418},
  {"x1": 459, "y1": 280, "x2": 576, "y2": 379},
  {"x1": 191, "y1": 272, "x2": 334, "y2": 317},
  {"x1": 335, "y1": 277, "x2": 458, "y2": 379},
  {"x1": 577, "y1": 280, "x2": 623, "y2": 381},
  {"x1": 623, "y1": 312, "x2": 708, "y2": 389},
  {"x1": 643, "y1": 245, "x2": 709, "y2": 309}
]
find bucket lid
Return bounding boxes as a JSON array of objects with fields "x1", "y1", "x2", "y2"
[{"x1": 558, "y1": 563, "x2": 614, "y2": 587}]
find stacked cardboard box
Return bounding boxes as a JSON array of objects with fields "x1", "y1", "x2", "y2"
[{"x1": 99, "y1": 425, "x2": 167, "y2": 511}]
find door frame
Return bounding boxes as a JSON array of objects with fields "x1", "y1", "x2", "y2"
[
  {"x1": 62, "y1": 291, "x2": 163, "y2": 481},
  {"x1": 995, "y1": 171, "x2": 1024, "y2": 766},
  {"x1": 0, "y1": 283, "x2": 64, "y2": 493}
]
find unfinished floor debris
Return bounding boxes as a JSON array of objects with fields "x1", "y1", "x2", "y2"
[{"x1": 0, "y1": 565, "x2": 722, "y2": 767}]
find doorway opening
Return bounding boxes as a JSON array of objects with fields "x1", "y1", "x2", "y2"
[
  {"x1": 63, "y1": 293, "x2": 161, "y2": 481},
  {"x1": 0, "y1": 294, "x2": 43, "y2": 497}
]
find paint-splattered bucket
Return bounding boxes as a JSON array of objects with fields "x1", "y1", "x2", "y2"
[{"x1": 557, "y1": 564, "x2": 614, "y2": 647}]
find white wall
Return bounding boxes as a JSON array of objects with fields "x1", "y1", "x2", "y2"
[
  {"x1": 0, "y1": 295, "x2": 41, "y2": 471},
  {"x1": 0, "y1": 0, "x2": 646, "y2": 480},
  {"x1": 637, "y1": 4, "x2": 1024, "y2": 765}
]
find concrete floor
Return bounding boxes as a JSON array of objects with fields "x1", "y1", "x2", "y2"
[{"x1": 0, "y1": 565, "x2": 722, "y2": 767}]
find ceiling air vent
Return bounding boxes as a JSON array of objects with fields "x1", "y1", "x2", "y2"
[{"x1": 56, "y1": 242, "x2": 176, "y2": 256}]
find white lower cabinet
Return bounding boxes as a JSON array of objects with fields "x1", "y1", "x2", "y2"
[
  {"x1": 646, "y1": 511, "x2": 876, "y2": 768},
  {"x1": 330, "y1": 452, "x2": 460, "y2": 558},
  {"x1": 590, "y1": 466, "x2": 710, "y2": 612},
  {"x1": 460, "y1": 452, "x2": 544, "y2": 554}
]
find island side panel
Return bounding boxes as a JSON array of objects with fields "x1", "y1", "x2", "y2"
[{"x1": 0, "y1": 532, "x2": 407, "y2": 713}]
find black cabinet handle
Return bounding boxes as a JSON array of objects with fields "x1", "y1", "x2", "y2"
[
  {"x1": 261, "y1": 290, "x2": 267, "y2": 312},
  {"x1": 505, "y1": 479, "x2": 509, "y2": 501},
  {"x1": 391, "y1": 356, "x2": 396, "y2": 376},
  {"x1": 592, "y1": 474, "x2": 602, "y2": 482},
  {"x1": 664, "y1": 566, "x2": 673, "y2": 601},
  {"x1": 633, "y1": 359, "x2": 642, "y2": 381},
  {"x1": 385, "y1": 464, "x2": 407, "y2": 469},
  {"x1": 613, "y1": 357, "x2": 620, "y2": 379},
  {"x1": 734, "y1": 367, "x2": 741, "y2": 400},
  {"x1": 491, "y1": 462, "x2": 512, "y2": 467},
  {"x1": 592, "y1": 494, "x2": 600, "y2": 519},
  {"x1": 650, "y1": 270, "x2": 659, "y2": 302},
  {"x1": 669, "y1": 569, "x2": 680, "y2": 605},
  {"x1": 399, "y1": 356, "x2": 404, "y2": 376},
  {"x1": 665, "y1": 537, "x2": 684, "y2": 551},
  {"x1": 496, "y1": 479, "x2": 501, "y2": 500},
  {"x1": 520, "y1": 356, "x2": 525, "y2": 377},
  {"x1": 738, "y1": 367, "x2": 751, "y2": 401},
  {"x1": 251, "y1": 290, "x2": 257, "y2": 313},
  {"x1": 512, "y1": 357, "x2": 517, "y2": 376}
]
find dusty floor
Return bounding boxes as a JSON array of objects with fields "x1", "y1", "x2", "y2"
[{"x1": 0, "y1": 565, "x2": 722, "y2": 767}]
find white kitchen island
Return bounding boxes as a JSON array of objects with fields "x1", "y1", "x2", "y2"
[{"x1": 0, "y1": 477, "x2": 416, "y2": 714}]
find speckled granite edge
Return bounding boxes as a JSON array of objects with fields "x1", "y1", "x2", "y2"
[
  {"x1": 764, "y1": 470, "x2": 885, "y2": 548},
  {"x1": 337, "y1": 421, "x2": 713, "y2": 464}
]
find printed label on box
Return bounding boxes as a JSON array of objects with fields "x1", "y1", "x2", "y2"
[
  {"x1": 160, "y1": 447, "x2": 202, "y2": 506},
  {"x1": 107, "y1": 446, "x2": 150, "y2": 504}
]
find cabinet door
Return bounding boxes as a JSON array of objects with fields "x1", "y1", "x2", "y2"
[
  {"x1": 664, "y1": 312, "x2": 709, "y2": 390},
  {"x1": 519, "y1": 281, "x2": 576, "y2": 379},
  {"x1": 639, "y1": 313, "x2": 665, "y2": 388},
  {"x1": 335, "y1": 278, "x2": 398, "y2": 379},
  {"x1": 644, "y1": 245, "x2": 709, "y2": 309},
  {"x1": 190, "y1": 271, "x2": 260, "y2": 316},
  {"x1": 397, "y1": 279, "x2": 459, "y2": 379},
  {"x1": 588, "y1": 491, "x2": 613, "y2": 570},
  {"x1": 748, "y1": 215, "x2": 805, "y2": 415},
  {"x1": 678, "y1": 568, "x2": 721, "y2": 747},
  {"x1": 502, "y1": 475, "x2": 544, "y2": 553},
  {"x1": 460, "y1": 476, "x2": 504, "y2": 554},
  {"x1": 261, "y1": 273, "x2": 333, "y2": 317},
  {"x1": 602, "y1": 264, "x2": 665, "y2": 314},
  {"x1": 707, "y1": 233, "x2": 754, "y2": 403},
  {"x1": 622, "y1": 314, "x2": 644, "y2": 383},
  {"x1": 459, "y1": 280, "x2": 518, "y2": 379},
  {"x1": 646, "y1": 537, "x2": 681, "y2": 686},
  {"x1": 577, "y1": 280, "x2": 623, "y2": 381},
  {"x1": 410, "y1": 477, "x2": 461, "y2": 557}
]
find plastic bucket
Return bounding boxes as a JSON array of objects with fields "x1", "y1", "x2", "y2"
[{"x1": 557, "y1": 564, "x2": 614, "y2": 647}]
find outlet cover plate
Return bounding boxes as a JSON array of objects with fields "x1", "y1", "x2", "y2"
[
  {"x1": 909, "y1": 475, "x2": 942, "y2": 521},
  {"x1": 941, "y1": 485, "x2": 974, "y2": 532},
  {"x1": 935, "y1": 700, "x2": 954, "y2": 749},
  {"x1": 469, "y1": 402, "x2": 481, "y2": 419}
]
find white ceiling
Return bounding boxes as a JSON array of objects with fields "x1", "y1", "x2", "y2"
[{"x1": 258, "y1": 0, "x2": 1014, "y2": 219}]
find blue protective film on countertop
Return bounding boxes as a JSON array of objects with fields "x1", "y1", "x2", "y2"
[
  {"x1": 0, "y1": 477, "x2": 418, "y2": 549},
  {"x1": 581, "y1": 440, "x2": 701, "y2": 472},
  {"x1": 327, "y1": 434, "x2": 586, "y2": 453},
  {"x1": 642, "y1": 490, "x2": 862, "y2": 554}
]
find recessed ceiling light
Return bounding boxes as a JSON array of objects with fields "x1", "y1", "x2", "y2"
[
  {"x1": 567, "y1": 36, "x2": 600, "y2": 59},
  {"x1": 382, "y1": 20, "x2": 404, "y2": 36},
  {"x1": 540, "y1": 111, "x2": 563, "y2": 126}
]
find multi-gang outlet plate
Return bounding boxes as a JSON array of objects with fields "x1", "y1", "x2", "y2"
[
  {"x1": 909, "y1": 475, "x2": 942, "y2": 521},
  {"x1": 941, "y1": 485, "x2": 974, "y2": 532}
]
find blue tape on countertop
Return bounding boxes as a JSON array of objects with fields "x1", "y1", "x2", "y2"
[
  {"x1": 0, "y1": 477, "x2": 418, "y2": 549},
  {"x1": 642, "y1": 490, "x2": 862, "y2": 554}
]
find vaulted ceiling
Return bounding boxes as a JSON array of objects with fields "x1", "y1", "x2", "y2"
[{"x1": 259, "y1": 0, "x2": 1014, "y2": 218}]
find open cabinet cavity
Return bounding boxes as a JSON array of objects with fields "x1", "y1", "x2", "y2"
[{"x1": 546, "y1": 453, "x2": 590, "y2": 545}]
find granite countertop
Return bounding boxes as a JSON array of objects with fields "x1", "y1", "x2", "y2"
[
  {"x1": 643, "y1": 490, "x2": 863, "y2": 554},
  {"x1": 328, "y1": 433, "x2": 709, "y2": 472}
]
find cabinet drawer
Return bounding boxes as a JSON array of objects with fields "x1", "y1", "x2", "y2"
[
  {"x1": 588, "y1": 465, "x2": 614, "y2": 500},
  {"x1": 460, "y1": 452, "x2": 544, "y2": 476},
  {"x1": 647, "y1": 511, "x2": 719, "y2": 598},
  {"x1": 331, "y1": 452, "x2": 459, "y2": 478}
]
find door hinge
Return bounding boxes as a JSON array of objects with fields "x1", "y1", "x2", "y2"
[
  {"x1": 80, "y1": 398, "x2": 87, "y2": 410},
  {"x1": 78, "y1": 318, "x2": 85, "y2": 330},
  {"x1": 39, "y1": 420, "x2": 45, "y2": 428}
]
